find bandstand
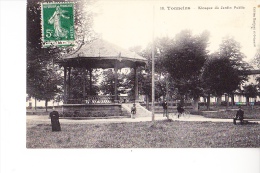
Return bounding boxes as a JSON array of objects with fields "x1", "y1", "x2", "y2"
[{"x1": 57, "y1": 39, "x2": 147, "y2": 118}]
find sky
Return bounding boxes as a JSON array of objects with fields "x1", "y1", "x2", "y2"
[{"x1": 92, "y1": 0, "x2": 259, "y2": 62}]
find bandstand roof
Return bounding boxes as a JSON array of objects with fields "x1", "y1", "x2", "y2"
[{"x1": 58, "y1": 39, "x2": 147, "y2": 69}]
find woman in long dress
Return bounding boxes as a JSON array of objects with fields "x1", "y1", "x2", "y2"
[{"x1": 48, "y1": 6, "x2": 69, "y2": 38}]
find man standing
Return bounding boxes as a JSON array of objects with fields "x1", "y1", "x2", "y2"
[{"x1": 162, "y1": 100, "x2": 168, "y2": 117}]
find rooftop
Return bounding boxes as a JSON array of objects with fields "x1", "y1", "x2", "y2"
[{"x1": 59, "y1": 39, "x2": 147, "y2": 69}]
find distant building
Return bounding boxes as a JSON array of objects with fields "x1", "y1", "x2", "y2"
[
  {"x1": 200, "y1": 69, "x2": 260, "y2": 105},
  {"x1": 26, "y1": 95, "x2": 62, "y2": 109}
]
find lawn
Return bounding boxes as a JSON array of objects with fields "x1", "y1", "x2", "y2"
[
  {"x1": 27, "y1": 119, "x2": 260, "y2": 148},
  {"x1": 201, "y1": 107, "x2": 260, "y2": 119}
]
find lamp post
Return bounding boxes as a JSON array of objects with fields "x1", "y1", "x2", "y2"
[
  {"x1": 142, "y1": 70, "x2": 149, "y2": 110},
  {"x1": 166, "y1": 73, "x2": 169, "y2": 119},
  {"x1": 151, "y1": 5, "x2": 155, "y2": 122}
]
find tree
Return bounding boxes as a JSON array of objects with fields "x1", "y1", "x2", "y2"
[
  {"x1": 243, "y1": 84, "x2": 258, "y2": 106},
  {"x1": 99, "y1": 69, "x2": 116, "y2": 95},
  {"x1": 161, "y1": 30, "x2": 209, "y2": 111},
  {"x1": 129, "y1": 42, "x2": 168, "y2": 103},
  {"x1": 140, "y1": 37, "x2": 177, "y2": 101},
  {"x1": 218, "y1": 37, "x2": 249, "y2": 107},
  {"x1": 118, "y1": 39, "x2": 179, "y2": 107},
  {"x1": 140, "y1": 71, "x2": 152, "y2": 108},
  {"x1": 99, "y1": 69, "x2": 130, "y2": 96},
  {"x1": 202, "y1": 37, "x2": 249, "y2": 109},
  {"x1": 132, "y1": 45, "x2": 153, "y2": 104},
  {"x1": 219, "y1": 37, "x2": 249, "y2": 71},
  {"x1": 27, "y1": 61, "x2": 62, "y2": 111},
  {"x1": 69, "y1": 68, "x2": 100, "y2": 100},
  {"x1": 202, "y1": 54, "x2": 242, "y2": 107}
]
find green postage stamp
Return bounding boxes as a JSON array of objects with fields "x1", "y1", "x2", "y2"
[{"x1": 41, "y1": 2, "x2": 75, "y2": 47}]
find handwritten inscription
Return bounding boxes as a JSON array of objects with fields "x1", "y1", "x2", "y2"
[{"x1": 252, "y1": 7, "x2": 256, "y2": 47}]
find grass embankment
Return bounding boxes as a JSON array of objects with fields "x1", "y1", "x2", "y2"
[{"x1": 27, "y1": 120, "x2": 259, "y2": 148}]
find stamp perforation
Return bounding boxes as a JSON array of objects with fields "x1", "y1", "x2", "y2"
[{"x1": 40, "y1": 2, "x2": 75, "y2": 48}]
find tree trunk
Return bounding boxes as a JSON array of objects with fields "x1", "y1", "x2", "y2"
[
  {"x1": 217, "y1": 96, "x2": 222, "y2": 110},
  {"x1": 246, "y1": 97, "x2": 250, "y2": 107},
  {"x1": 225, "y1": 94, "x2": 229, "y2": 110},
  {"x1": 180, "y1": 96, "x2": 184, "y2": 106},
  {"x1": 34, "y1": 98, "x2": 37, "y2": 110},
  {"x1": 45, "y1": 99, "x2": 48, "y2": 112},
  {"x1": 146, "y1": 94, "x2": 149, "y2": 110},
  {"x1": 193, "y1": 97, "x2": 199, "y2": 112},
  {"x1": 203, "y1": 97, "x2": 206, "y2": 109},
  {"x1": 207, "y1": 94, "x2": 210, "y2": 110},
  {"x1": 231, "y1": 94, "x2": 235, "y2": 108}
]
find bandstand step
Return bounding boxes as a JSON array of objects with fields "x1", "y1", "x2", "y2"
[{"x1": 121, "y1": 103, "x2": 152, "y2": 117}]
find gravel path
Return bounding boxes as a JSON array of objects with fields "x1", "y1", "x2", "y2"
[{"x1": 26, "y1": 114, "x2": 243, "y2": 125}]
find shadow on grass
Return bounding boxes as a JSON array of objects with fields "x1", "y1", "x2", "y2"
[
  {"x1": 148, "y1": 119, "x2": 174, "y2": 131},
  {"x1": 235, "y1": 121, "x2": 259, "y2": 126},
  {"x1": 163, "y1": 119, "x2": 174, "y2": 122}
]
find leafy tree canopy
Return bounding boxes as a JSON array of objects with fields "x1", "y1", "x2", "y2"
[
  {"x1": 202, "y1": 37, "x2": 249, "y2": 97},
  {"x1": 161, "y1": 30, "x2": 210, "y2": 99},
  {"x1": 243, "y1": 84, "x2": 258, "y2": 99}
]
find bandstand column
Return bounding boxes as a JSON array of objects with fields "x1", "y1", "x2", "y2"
[
  {"x1": 114, "y1": 60, "x2": 118, "y2": 102},
  {"x1": 68, "y1": 66, "x2": 71, "y2": 101},
  {"x1": 63, "y1": 66, "x2": 67, "y2": 104},
  {"x1": 134, "y1": 66, "x2": 139, "y2": 102},
  {"x1": 82, "y1": 67, "x2": 86, "y2": 100},
  {"x1": 89, "y1": 68, "x2": 93, "y2": 94}
]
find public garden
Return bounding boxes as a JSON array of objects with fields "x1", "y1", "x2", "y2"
[
  {"x1": 26, "y1": 105, "x2": 260, "y2": 148},
  {"x1": 26, "y1": 0, "x2": 260, "y2": 148}
]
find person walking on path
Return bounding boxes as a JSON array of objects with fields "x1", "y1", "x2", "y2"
[
  {"x1": 162, "y1": 100, "x2": 168, "y2": 117},
  {"x1": 177, "y1": 104, "x2": 184, "y2": 118}
]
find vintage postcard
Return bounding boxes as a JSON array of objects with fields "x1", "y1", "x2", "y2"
[
  {"x1": 1, "y1": 0, "x2": 260, "y2": 173},
  {"x1": 26, "y1": 0, "x2": 259, "y2": 147}
]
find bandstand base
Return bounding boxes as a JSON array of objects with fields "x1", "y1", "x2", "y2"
[{"x1": 61, "y1": 104, "x2": 124, "y2": 118}]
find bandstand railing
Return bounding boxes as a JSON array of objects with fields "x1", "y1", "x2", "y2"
[
  {"x1": 66, "y1": 95, "x2": 130, "y2": 104},
  {"x1": 86, "y1": 95, "x2": 114, "y2": 104}
]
